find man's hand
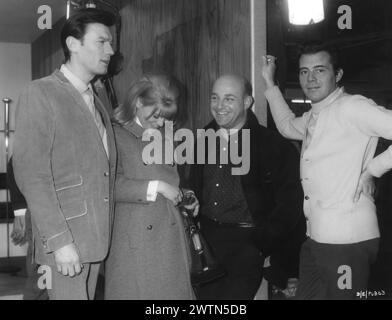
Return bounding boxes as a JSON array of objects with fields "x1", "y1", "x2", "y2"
[
  {"x1": 11, "y1": 215, "x2": 27, "y2": 246},
  {"x1": 261, "y1": 55, "x2": 277, "y2": 89},
  {"x1": 54, "y1": 243, "x2": 83, "y2": 277},
  {"x1": 354, "y1": 170, "x2": 375, "y2": 202}
]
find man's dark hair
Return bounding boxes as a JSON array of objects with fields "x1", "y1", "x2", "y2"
[
  {"x1": 298, "y1": 42, "x2": 341, "y2": 73},
  {"x1": 61, "y1": 8, "x2": 116, "y2": 62}
]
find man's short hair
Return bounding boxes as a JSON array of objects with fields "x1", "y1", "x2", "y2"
[
  {"x1": 298, "y1": 42, "x2": 341, "y2": 73},
  {"x1": 61, "y1": 8, "x2": 116, "y2": 62}
]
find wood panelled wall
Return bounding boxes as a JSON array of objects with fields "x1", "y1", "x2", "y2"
[
  {"x1": 31, "y1": 17, "x2": 65, "y2": 80},
  {"x1": 115, "y1": 0, "x2": 251, "y2": 130},
  {"x1": 31, "y1": 0, "x2": 251, "y2": 130}
]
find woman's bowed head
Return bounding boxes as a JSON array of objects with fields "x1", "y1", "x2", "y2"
[{"x1": 112, "y1": 73, "x2": 186, "y2": 130}]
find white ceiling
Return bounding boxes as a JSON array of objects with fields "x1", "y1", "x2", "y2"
[{"x1": 0, "y1": 0, "x2": 66, "y2": 43}]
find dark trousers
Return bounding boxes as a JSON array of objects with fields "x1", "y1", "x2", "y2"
[
  {"x1": 47, "y1": 262, "x2": 101, "y2": 300},
  {"x1": 196, "y1": 218, "x2": 264, "y2": 300},
  {"x1": 297, "y1": 238, "x2": 379, "y2": 300}
]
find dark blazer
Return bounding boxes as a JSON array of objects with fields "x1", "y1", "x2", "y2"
[
  {"x1": 13, "y1": 70, "x2": 117, "y2": 265},
  {"x1": 187, "y1": 110, "x2": 306, "y2": 285}
]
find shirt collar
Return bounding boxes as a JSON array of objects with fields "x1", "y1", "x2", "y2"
[
  {"x1": 60, "y1": 64, "x2": 92, "y2": 94},
  {"x1": 311, "y1": 87, "x2": 344, "y2": 114},
  {"x1": 219, "y1": 128, "x2": 239, "y2": 141},
  {"x1": 135, "y1": 116, "x2": 142, "y2": 127}
]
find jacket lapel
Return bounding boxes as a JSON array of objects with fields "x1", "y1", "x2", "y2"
[{"x1": 52, "y1": 70, "x2": 109, "y2": 159}]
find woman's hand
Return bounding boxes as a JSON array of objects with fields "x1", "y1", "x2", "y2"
[
  {"x1": 157, "y1": 180, "x2": 183, "y2": 205},
  {"x1": 182, "y1": 189, "x2": 200, "y2": 217}
]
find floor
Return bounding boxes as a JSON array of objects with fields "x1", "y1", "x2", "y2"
[
  {"x1": 0, "y1": 257, "x2": 105, "y2": 300},
  {"x1": 1, "y1": 256, "x2": 390, "y2": 300},
  {"x1": 0, "y1": 257, "x2": 279, "y2": 300}
]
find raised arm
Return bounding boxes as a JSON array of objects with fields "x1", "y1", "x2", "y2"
[{"x1": 261, "y1": 55, "x2": 308, "y2": 141}]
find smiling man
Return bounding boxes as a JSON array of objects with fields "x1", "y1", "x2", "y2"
[
  {"x1": 187, "y1": 74, "x2": 305, "y2": 299},
  {"x1": 13, "y1": 9, "x2": 117, "y2": 300},
  {"x1": 262, "y1": 43, "x2": 392, "y2": 299}
]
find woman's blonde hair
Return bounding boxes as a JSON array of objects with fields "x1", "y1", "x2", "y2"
[{"x1": 112, "y1": 73, "x2": 186, "y2": 128}]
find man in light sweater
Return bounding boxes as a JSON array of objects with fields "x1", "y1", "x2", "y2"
[{"x1": 261, "y1": 43, "x2": 392, "y2": 299}]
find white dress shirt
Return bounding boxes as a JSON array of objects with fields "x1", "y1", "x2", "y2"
[{"x1": 60, "y1": 64, "x2": 108, "y2": 157}]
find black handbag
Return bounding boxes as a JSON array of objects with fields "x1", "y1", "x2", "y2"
[{"x1": 180, "y1": 194, "x2": 226, "y2": 286}]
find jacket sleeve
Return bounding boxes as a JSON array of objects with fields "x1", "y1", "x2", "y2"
[
  {"x1": 253, "y1": 134, "x2": 305, "y2": 256},
  {"x1": 114, "y1": 139, "x2": 153, "y2": 205},
  {"x1": 13, "y1": 83, "x2": 74, "y2": 254}
]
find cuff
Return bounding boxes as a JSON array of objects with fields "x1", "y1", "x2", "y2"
[
  {"x1": 146, "y1": 180, "x2": 159, "y2": 202},
  {"x1": 14, "y1": 209, "x2": 27, "y2": 217},
  {"x1": 44, "y1": 229, "x2": 74, "y2": 254}
]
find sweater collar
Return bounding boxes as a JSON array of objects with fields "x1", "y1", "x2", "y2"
[{"x1": 311, "y1": 87, "x2": 344, "y2": 114}]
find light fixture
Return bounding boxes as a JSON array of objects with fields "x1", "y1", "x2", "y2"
[
  {"x1": 288, "y1": 0, "x2": 325, "y2": 25},
  {"x1": 85, "y1": 0, "x2": 96, "y2": 8},
  {"x1": 66, "y1": 0, "x2": 97, "y2": 19},
  {"x1": 66, "y1": 0, "x2": 70, "y2": 19},
  {"x1": 291, "y1": 99, "x2": 312, "y2": 104}
]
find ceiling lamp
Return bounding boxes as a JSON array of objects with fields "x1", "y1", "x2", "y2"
[
  {"x1": 66, "y1": 0, "x2": 97, "y2": 19},
  {"x1": 288, "y1": 0, "x2": 325, "y2": 25}
]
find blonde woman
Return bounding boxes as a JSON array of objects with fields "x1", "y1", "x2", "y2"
[{"x1": 105, "y1": 74, "x2": 197, "y2": 300}]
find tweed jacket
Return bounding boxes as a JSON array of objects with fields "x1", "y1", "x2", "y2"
[{"x1": 13, "y1": 69, "x2": 116, "y2": 265}]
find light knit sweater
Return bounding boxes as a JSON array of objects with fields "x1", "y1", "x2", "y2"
[{"x1": 265, "y1": 86, "x2": 392, "y2": 244}]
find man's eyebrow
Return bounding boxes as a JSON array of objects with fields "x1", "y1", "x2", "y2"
[
  {"x1": 98, "y1": 36, "x2": 112, "y2": 41},
  {"x1": 224, "y1": 94, "x2": 238, "y2": 98},
  {"x1": 299, "y1": 65, "x2": 328, "y2": 71}
]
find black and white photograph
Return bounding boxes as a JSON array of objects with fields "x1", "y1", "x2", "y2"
[{"x1": 0, "y1": 0, "x2": 392, "y2": 305}]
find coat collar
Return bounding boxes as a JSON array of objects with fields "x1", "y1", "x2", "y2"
[{"x1": 121, "y1": 120, "x2": 145, "y2": 138}]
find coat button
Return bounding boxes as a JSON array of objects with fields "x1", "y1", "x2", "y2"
[
  {"x1": 305, "y1": 196, "x2": 310, "y2": 200},
  {"x1": 147, "y1": 225, "x2": 153, "y2": 230},
  {"x1": 104, "y1": 172, "x2": 109, "y2": 177},
  {"x1": 104, "y1": 197, "x2": 109, "y2": 202}
]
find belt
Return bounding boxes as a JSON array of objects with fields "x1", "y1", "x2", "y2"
[{"x1": 203, "y1": 216, "x2": 256, "y2": 228}]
